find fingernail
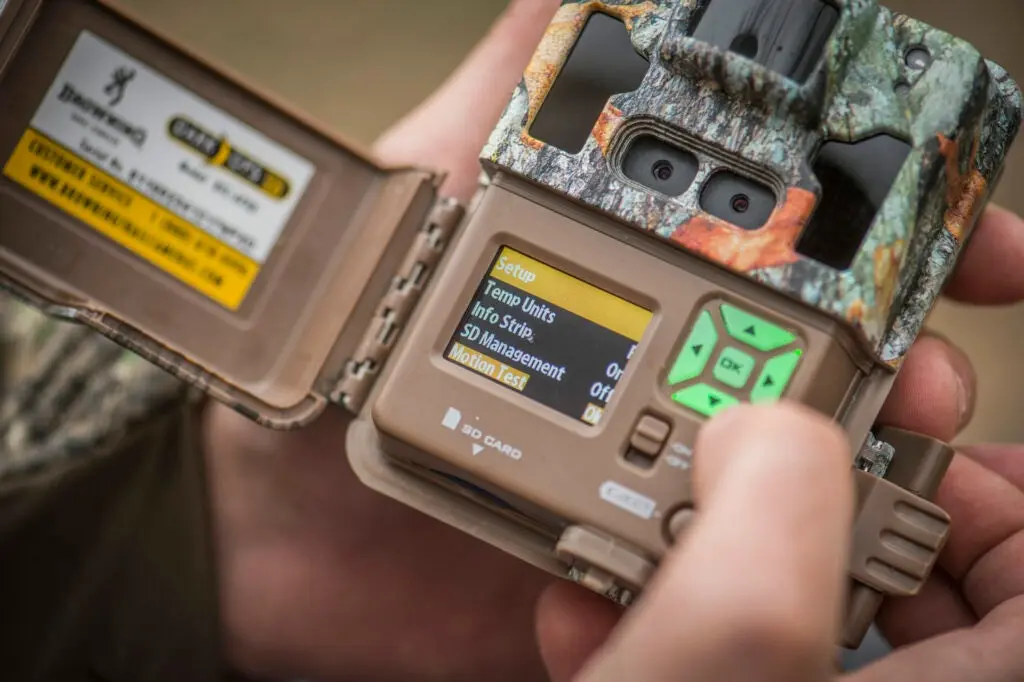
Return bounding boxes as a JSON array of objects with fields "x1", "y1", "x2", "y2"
[
  {"x1": 922, "y1": 327, "x2": 975, "y2": 428},
  {"x1": 942, "y1": 338, "x2": 975, "y2": 428},
  {"x1": 955, "y1": 368, "x2": 969, "y2": 425}
]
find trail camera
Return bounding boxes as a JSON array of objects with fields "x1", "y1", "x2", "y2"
[{"x1": 0, "y1": 0, "x2": 1019, "y2": 647}]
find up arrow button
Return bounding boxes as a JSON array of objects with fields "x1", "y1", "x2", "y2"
[{"x1": 720, "y1": 303, "x2": 796, "y2": 352}]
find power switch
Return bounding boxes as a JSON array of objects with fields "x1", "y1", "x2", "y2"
[
  {"x1": 626, "y1": 415, "x2": 671, "y2": 468},
  {"x1": 631, "y1": 415, "x2": 671, "y2": 455}
]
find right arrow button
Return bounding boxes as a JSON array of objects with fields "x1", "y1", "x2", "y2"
[{"x1": 751, "y1": 349, "x2": 803, "y2": 403}]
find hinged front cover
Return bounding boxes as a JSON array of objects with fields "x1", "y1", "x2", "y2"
[{"x1": 0, "y1": 0, "x2": 454, "y2": 428}]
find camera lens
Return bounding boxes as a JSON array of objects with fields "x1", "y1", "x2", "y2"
[
  {"x1": 652, "y1": 160, "x2": 674, "y2": 182},
  {"x1": 731, "y1": 194, "x2": 750, "y2": 213}
]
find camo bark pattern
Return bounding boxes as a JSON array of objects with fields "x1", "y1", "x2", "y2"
[
  {"x1": 0, "y1": 294, "x2": 185, "y2": 482},
  {"x1": 482, "y1": 0, "x2": 1023, "y2": 367}
]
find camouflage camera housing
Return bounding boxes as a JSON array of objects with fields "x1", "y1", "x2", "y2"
[
  {"x1": 487, "y1": 0, "x2": 1022, "y2": 369},
  {"x1": 0, "y1": 0, "x2": 1019, "y2": 650}
]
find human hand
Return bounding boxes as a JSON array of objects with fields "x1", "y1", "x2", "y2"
[
  {"x1": 201, "y1": 1, "x2": 1024, "y2": 680},
  {"x1": 536, "y1": 389, "x2": 1024, "y2": 682},
  {"x1": 535, "y1": 214, "x2": 1024, "y2": 680},
  {"x1": 537, "y1": 402, "x2": 855, "y2": 682}
]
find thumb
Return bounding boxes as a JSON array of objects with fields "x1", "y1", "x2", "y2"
[
  {"x1": 538, "y1": 404, "x2": 853, "y2": 682},
  {"x1": 536, "y1": 581, "x2": 623, "y2": 682},
  {"x1": 372, "y1": 0, "x2": 560, "y2": 202}
]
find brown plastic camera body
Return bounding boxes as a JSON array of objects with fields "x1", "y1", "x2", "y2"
[
  {"x1": 358, "y1": 174, "x2": 952, "y2": 647},
  {"x1": 0, "y1": 0, "x2": 1018, "y2": 648}
]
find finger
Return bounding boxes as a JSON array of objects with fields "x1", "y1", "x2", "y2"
[
  {"x1": 850, "y1": 597, "x2": 1024, "y2": 682},
  {"x1": 944, "y1": 204, "x2": 1024, "y2": 305},
  {"x1": 372, "y1": 0, "x2": 560, "y2": 201},
  {"x1": 875, "y1": 568, "x2": 976, "y2": 647},
  {"x1": 931, "y1": 453, "x2": 1024, "y2": 618},
  {"x1": 877, "y1": 448, "x2": 1024, "y2": 647},
  {"x1": 876, "y1": 332, "x2": 975, "y2": 442},
  {"x1": 958, "y1": 444, "x2": 1024, "y2": 490},
  {"x1": 575, "y1": 404, "x2": 853, "y2": 682},
  {"x1": 535, "y1": 582, "x2": 623, "y2": 682}
]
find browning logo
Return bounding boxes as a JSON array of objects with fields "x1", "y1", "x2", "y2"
[
  {"x1": 103, "y1": 66, "x2": 136, "y2": 107},
  {"x1": 56, "y1": 79, "x2": 148, "y2": 148}
]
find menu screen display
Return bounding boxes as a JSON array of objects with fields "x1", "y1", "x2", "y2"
[{"x1": 444, "y1": 247, "x2": 653, "y2": 426}]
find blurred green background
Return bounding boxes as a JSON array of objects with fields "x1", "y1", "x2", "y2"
[{"x1": 118, "y1": 0, "x2": 1024, "y2": 443}]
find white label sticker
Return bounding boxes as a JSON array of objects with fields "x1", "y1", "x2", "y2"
[
  {"x1": 28, "y1": 31, "x2": 314, "y2": 265},
  {"x1": 599, "y1": 481, "x2": 656, "y2": 520}
]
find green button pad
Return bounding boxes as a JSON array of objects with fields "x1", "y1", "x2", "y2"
[{"x1": 666, "y1": 300, "x2": 804, "y2": 418}]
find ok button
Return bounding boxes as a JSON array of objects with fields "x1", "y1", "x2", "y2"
[{"x1": 713, "y1": 346, "x2": 755, "y2": 389}]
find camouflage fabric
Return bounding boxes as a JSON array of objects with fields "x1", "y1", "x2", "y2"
[
  {"x1": 0, "y1": 291, "x2": 187, "y2": 482},
  {"x1": 0, "y1": 292, "x2": 227, "y2": 682}
]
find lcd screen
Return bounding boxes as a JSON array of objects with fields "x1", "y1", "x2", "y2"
[{"x1": 444, "y1": 246, "x2": 653, "y2": 426}]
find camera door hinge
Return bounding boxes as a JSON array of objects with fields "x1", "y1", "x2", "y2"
[{"x1": 330, "y1": 196, "x2": 465, "y2": 413}]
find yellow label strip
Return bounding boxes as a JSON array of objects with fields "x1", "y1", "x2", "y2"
[
  {"x1": 447, "y1": 342, "x2": 531, "y2": 392},
  {"x1": 3, "y1": 129, "x2": 259, "y2": 309},
  {"x1": 488, "y1": 247, "x2": 652, "y2": 342}
]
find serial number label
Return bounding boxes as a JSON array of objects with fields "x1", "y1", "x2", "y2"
[{"x1": 2, "y1": 31, "x2": 316, "y2": 309}]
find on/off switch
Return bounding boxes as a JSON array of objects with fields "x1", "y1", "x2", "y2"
[{"x1": 625, "y1": 414, "x2": 671, "y2": 468}]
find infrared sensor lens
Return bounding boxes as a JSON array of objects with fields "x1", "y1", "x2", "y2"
[{"x1": 905, "y1": 46, "x2": 932, "y2": 70}]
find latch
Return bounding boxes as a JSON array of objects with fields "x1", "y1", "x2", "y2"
[{"x1": 841, "y1": 427, "x2": 955, "y2": 647}]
